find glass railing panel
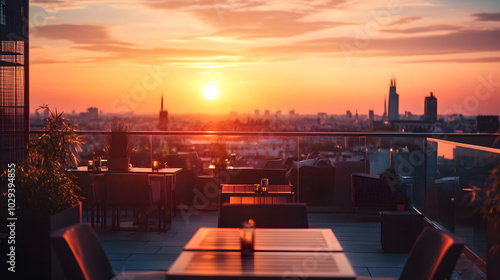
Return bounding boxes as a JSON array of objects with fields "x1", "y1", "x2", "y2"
[{"x1": 426, "y1": 137, "x2": 500, "y2": 261}]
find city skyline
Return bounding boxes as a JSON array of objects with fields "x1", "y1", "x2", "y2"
[{"x1": 29, "y1": 1, "x2": 500, "y2": 116}]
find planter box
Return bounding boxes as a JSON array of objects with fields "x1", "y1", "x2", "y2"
[
  {"x1": 15, "y1": 203, "x2": 82, "y2": 279},
  {"x1": 488, "y1": 216, "x2": 500, "y2": 279}
]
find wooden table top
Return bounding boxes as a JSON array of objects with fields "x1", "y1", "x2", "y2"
[
  {"x1": 221, "y1": 184, "x2": 292, "y2": 193},
  {"x1": 184, "y1": 227, "x2": 344, "y2": 252},
  {"x1": 167, "y1": 251, "x2": 356, "y2": 280},
  {"x1": 70, "y1": 166, "x2": 182, "y2": 174}
]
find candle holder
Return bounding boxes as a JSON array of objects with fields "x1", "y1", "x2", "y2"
[
  {"x1": 240, "y1": 219, "x2": 255, "y2": 253},
  {"x1": 261, "y1": 178, "x2": 269, "y2": 193},
  {"x1": 152, "y1": 160, "x2": 160, "y2": 172},
  {"x1": 87, "y1": 160, "x2": 95, "y2": 171}
]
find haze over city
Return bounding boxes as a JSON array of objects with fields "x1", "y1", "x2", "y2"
[{"x1": 30, "y1": 0, "x2": 500, "y2": 116}]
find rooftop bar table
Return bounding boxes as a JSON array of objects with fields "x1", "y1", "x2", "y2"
[
  {"x1": 69, "y1": 166, "x2": 182, "y2": 229},
  {"x1": 167, "y1": 251, "x2": 356, "y2": 280},
  {"x1": 184, "y1": 227, "x2": 343, "y2": 252},
  {"x1": 167, "y1": 227, "x2": 356, "y2": 279}
]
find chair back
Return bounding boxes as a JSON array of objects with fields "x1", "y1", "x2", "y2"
[
  {"x1": 263, "y1": 158, "x2": 283, "y2": 169},
  {"x1": 75, "y1": 172, "x2": 95, "y2": 203},
  {"x1": 148, "y1": 174, "x2": 165, "y2": 204},
  {"x1": 51, "y1": 223, "x2": 115, "y2": 280},
  {"x1": 218, "y1": 203, "x2": 308, "y2": 228},
  {"x1": 93, "y1": 174, "x2": 106, "y2": 204},
  {"x1": 399, "y1": 227, "x2": 464, "y2": 280},
  {"x1": 104, "y1": 173, "x2": 151, "y2": 206}
]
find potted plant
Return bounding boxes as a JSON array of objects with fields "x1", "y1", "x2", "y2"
[
  {"x1": 1, "y1": 105, "x2": 83, "y2": 279},
  {"x1": 107, "y1": 119, "x2": 132, "y2": 171},
  {"x1": 469, "y1": 166, "x2": 500, "y2": 279}
]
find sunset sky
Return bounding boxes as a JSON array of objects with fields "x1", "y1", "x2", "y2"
[{"x1": 29, "y1": 0, "x2": 500, "y2": 116}]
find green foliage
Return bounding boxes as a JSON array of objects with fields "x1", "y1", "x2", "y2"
[
  {"x1": 107, "y1": 119, "x2": 132, "y2": 159},
  {"x1": 470, "y1": 167, "x2": 500, "y2": 221},
  {"x1": 1, "y1": 106, "x2": 83, "y2": 216}
]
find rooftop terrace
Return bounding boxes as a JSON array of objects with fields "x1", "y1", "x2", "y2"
[{"x1": 95, "y1": 210, "x2": 483, "y2": 279}]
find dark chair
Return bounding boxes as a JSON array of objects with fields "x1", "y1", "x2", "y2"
[
  {"x1": 51, "y1": 223, "x2": 167, "y2": 280},
  {"x1": 263, "y1": 158, "x2": 283, "y2": 169},
  {"x1": 399, "y1": 227, "x2": 464, "y2": 280},
  {"x1": 93, "y1": 174, "x2": 106, "y2": 229},
  {"x1": 74, "y1": 172, "x2": 97, "y2": 227},
  {"x1": 289, "y1": 166, "x2": 336, "y2": 206},
  {"x1": 218, "y1": 203, "x2": 308, "y2": 228},
  {"x1": 104, "y1": 173, "x2": 163, "y2": 231}
]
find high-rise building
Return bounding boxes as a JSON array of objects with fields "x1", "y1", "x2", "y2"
[
  {"x1": 382, "y1": 97, "x2": 387, "y2": 122},
  {"x1": 388, "y1": 78, "x2": 399, "y2": 122},
  {"x1": 0, "y1": 0, "x2": 29, "y2": 169},
  {"x1": 369, "y1": 110, "x2": 374, "y2": 122},
  {"x1": 158, "y1": 94, "x2": 168, "y2": 130},
  {"x1": 424, "y1": 92, "x2": 437, "y2": 122}
]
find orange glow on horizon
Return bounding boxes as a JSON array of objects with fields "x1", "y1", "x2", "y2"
[{"x1": 28, "y1": 1, "x2": 500, "y2": 116}]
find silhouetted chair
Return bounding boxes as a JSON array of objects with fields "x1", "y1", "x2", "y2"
[
  {"x1": 399, "y1": 226, "x2": 464, "y2": 280},
  {"x1": 289, "y1": 165, "x2": 336, "y2": 206},
  {"x1": 263, "y1": 158, "x2": 283, "y2": 168},
  {"x1": 51, "y1": 223, "x2": 167, "y2": 280},
  {"x1": 148, "y1": 174, "x2": 170, "y2": 231},
  {"x1": 104, "y1": 173, "x2": 163, "y2": 231},
  {"x1": 75, "y1": 172, "x2": 97, "y2": 227},
  {"x1": 218, "y1": 203, "x2": 308, "y2": 228},
  {"x1": 93, "y1": 174, "x2": 106, "y2": 229}
]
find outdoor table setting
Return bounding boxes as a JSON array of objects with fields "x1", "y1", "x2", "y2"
[{"x1": 167, "y1": 226, "x2": 357, "y2": 280}]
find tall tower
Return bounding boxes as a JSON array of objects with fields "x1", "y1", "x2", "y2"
[
  {"x1": 0, "y1": 0, "x2": 30, "y2": 170},
  {"x1": 424, "y1": 92, "x2": 437, "y2": 121},
  {"x1": 388, "y1": 78, "x2": 399, "y2": 122},
  {"x1": 383, "y1": 97, "x2": 387, "y2": 121},
  {"x1": 158, "y1": 94, "x2": 169, "y2": 130}
]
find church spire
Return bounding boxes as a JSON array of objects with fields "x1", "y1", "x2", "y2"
[{"x1": 161, "y1": 93, "x2": 164, "y2": 112}]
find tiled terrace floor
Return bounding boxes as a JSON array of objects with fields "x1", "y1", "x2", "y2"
[{"x1": 95, "y1": 210, "x2": 480, "y2": 279}]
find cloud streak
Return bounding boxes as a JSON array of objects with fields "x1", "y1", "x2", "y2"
[
  {"x1": 472, "y1": 12, "x2": 500, "y2": 22},
  {"x1": 35, "y1": 24, "x2": 134, "y2": 46},
  {"x1": 248, "y1": 29, "x2": 500, "y2": 58}
]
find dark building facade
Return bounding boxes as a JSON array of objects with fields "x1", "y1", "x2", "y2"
[
  {"x1": 388, "y1": 78, "x2": 399, "y2": 122},
  {"x1": 0, "y1": 0, "x2": 29, "y2": 169},
  {"x1": 158, "y1": 94, "x2": 168, "y2": 130},
  {"x1": 424, "y1": 92, "x2": 437, "y2": 121},
  {"x1": 477, "y1": 115, "x2": 499, "y2": 133}
]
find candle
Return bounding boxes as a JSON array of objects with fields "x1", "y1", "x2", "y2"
[
  {"x1": 88, "y1": 160, "x2": 94, "y2": 171},
  {"x1": 152, "y1": 160, "x2": 159, "y2": 172},
  {"x1": 240, "y1": 219, "x2": 255, "y2": 253}
]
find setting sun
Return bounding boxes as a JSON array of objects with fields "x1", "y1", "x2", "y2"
[{"x1": 203, "y1": 84, "x2": 218, "y2": 100}]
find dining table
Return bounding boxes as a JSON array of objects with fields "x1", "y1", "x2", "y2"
[
  {"x1": 69, "y1": 166, "x2": 182, "y2": 228},
  {"x1": 167, "y1": 227, "x2": 357, "y2": 280}
]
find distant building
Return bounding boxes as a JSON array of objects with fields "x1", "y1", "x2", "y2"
[
  {"x1": 80, "y1": 107, "x2": 98, "y2": 120},
  {"x1": 275, "y1": 110, "x2": 281, "y2": 118},
  {"x1": 0, "y1": 0, "x2": 29, "y2": 170},
  {"x1": 317, "y1": 112, "x2": 328, "y2": 124},
  {"x1": 346, "y1": 110, "x2": 352, "y2": 119},
  {"x1": 264, "y1": 110, "x2": 270, "y2": 117},
  {"x1": 477, "y1": 115, "x2": 499, "y2": 133},
  {"x1": 391, "y1": 120, "x2": 437, "y2": 133},
  {"x1": 369, "y1": 110, "x2": 374, "y2": 122},
  {"x1": 383, "y1": 97, "x2": 387, "y2": 122},
  {"x1": 388, "y1": 78, "x2": 399, "y2": 122},
  {"x1": 424, "y1": 92, "x2": 437, "y2": 122},
  {"x1": 255, "y1": 109, "x2": 260, "y2": 117},
  {"x1": 289, "y1": 110, "x2": 295, "y2": 116},
  {"x1": 158, "y1": 94, "x2": 168, "y2": 130}
]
